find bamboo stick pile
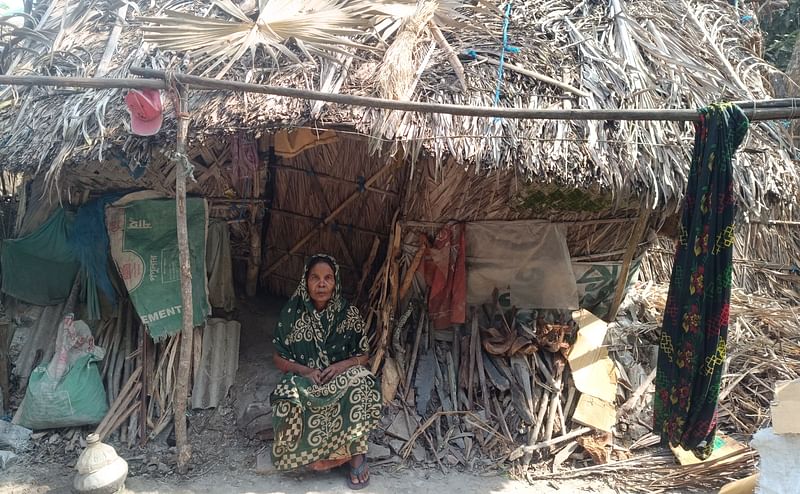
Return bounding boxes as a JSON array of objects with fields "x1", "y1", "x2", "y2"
[
  {"x1": 93, "y1": 299, "x2": 181, "y2": 447},
  {"x1": 380, "y1": 296, "x2": 603, "y2": 473}
]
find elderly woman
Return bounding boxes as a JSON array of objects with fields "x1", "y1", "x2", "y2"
[{"x1": 271, "y1": 255, "x2": 382, "y2": 489}]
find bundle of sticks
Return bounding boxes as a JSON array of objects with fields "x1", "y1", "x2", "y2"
[
  {"x1": 381, "y1": 297, "x2": 606, "y2": 474},
  {"x1": 94, "y1": 299, "x2": 182, "y2": 446}
]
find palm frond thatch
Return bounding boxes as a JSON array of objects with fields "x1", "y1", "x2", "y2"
[
  {"x1": 0, "y1": 0, "x2": 796, "y2": 220},
  {"x1": 141, "y1": 0, "x2": 373, "y2": 78}
]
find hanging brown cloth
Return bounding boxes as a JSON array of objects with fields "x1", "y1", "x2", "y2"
[{"x1": 421, "y1": 222, "x2": 467, "y2": 330}]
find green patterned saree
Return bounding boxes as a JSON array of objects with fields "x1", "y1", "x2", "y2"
[
  {"x1": 654, "y1": 104, "x2": 746, "y2": 459},
  {"x1": 270, "y1": 255, "x2": 382, "y2": 470}
]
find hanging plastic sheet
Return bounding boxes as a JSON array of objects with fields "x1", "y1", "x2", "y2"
[
  {"x1": 68, "y1": 194, "x2": 123, "y2": 320},
  {"x1": 466, "y1": 221, "x2": 579, "y2": 310},
  {"x1": 0, "y1": 209, "x2": 79, "y2": 306}
]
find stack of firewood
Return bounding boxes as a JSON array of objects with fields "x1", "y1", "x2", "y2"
[{"x1": 378, "y1": 296, "x2": 620, "y2": 473}]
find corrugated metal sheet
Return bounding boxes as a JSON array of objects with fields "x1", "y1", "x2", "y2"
[{"x1": 191, "y1": 318, "x2": 240, "y2": 409}]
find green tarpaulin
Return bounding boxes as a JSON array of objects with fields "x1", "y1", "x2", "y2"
[
  {"x1": 0, "y1": 209, "x2": 80, "y2": 305},
  {"x1": 106, "y1": 197, "x2": 210, "y2": 340}
]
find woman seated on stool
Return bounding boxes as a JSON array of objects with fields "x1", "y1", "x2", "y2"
[{"x1": 271, "y1": 254, "x2": 382, "y2": 489}]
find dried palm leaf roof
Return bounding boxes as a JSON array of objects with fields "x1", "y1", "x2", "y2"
[{"x1": 0, "y1": 0, "x2": 797, "y2": 216}]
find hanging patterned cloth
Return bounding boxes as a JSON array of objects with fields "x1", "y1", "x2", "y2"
[{"x1": 654, "y1": 103, "x2": 748, "y2": 459}]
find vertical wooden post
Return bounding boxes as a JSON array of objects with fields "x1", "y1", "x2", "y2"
[
  {"x1": 245, "y1": 209, "x2": 262, "y2": 297},
  {"x1": 172, "y1": 80, "x2": 195, "y2": 474},
  {"x1": 0, "y1": 320, "x2": 9, "y2": 412},
  {"x1": 606, "y1": 209, "x2": 651, "y2": 322}
]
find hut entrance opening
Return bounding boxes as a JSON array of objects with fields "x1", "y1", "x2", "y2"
[{"x1": 229, "y1": 129, "x2": 404, "y2": 440}]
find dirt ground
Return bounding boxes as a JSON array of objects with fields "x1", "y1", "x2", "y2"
[
  {"x1": 0, "y1": 295, "x2": 620, "y2": 494},
  {"x1": 0, "y1": 458, "x2": 621, "y2": 494}
]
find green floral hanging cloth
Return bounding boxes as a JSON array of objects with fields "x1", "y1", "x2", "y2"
[{"x1": 654, "y1": 103, "x2": 748, "y2": 459}]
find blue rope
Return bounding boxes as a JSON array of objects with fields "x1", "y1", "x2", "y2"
[{"x1": 494, "y1": 2, "x2": 514, "y2": 106}]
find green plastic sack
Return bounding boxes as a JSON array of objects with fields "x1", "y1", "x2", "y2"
[{"x1": 16, "y1": 354, "x2": 108, "y2": 430}]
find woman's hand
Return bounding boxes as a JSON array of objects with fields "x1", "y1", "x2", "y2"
[
  {"x1": 301, "y1": 368, "x2": 323, "y2": 385},
  {"x1": 320, "y1": 360, "x2": 351, "y2": 384}
]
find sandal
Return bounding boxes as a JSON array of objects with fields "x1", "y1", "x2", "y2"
[{"x1": 346, "y1": 456, "x2": 370, "y2": 490}]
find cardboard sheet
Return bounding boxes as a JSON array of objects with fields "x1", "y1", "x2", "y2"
[
  {"x1": 572, "y1": 394, "x2": 616, "y2": 432},
  {"x1": 568, "y1": 310, "x2": 618, "y2": 402},
  {"x1": 771, "y1": 379, "x2": 800, "y2": 434},
  {"x1": 670, "y1": 432, "x2": 745, "y2": 466}
]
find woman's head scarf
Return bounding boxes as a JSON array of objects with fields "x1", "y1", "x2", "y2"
[{"x1": 272, "y1": 254, "x2": 368, "y2": 370}]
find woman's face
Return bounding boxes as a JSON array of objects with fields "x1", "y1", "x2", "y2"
[{"x1": 307, "y1": 262, "x2": 335, "y2": 310}]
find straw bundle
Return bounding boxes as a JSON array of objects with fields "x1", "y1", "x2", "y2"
[{"x1": 377, "y1": 1, "x2": 438, "y2": 101}]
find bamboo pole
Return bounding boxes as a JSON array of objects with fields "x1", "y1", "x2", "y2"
[
  {"x1": 171, "y1": 77, "x2": 195, "y2": 474},
  {"x1": 0, "y1": 75, "x2": 165, "y2": 89},
  {"x1": 4, "y1": 71, "x2": 800, "y2": 122}
]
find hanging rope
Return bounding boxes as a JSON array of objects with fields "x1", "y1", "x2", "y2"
[{"x1": 493, "y1": 2, "x2": 519, "y2": 107}]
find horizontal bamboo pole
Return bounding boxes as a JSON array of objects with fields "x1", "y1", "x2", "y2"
[
  {"x1": 2, "y1": 71, "x2": 800, "y2": 122},
  {"x1": 123, "y1": 69, "x2": 800, "y2": 122},
  {"x1": 0, "y1": 75, "x2": 165, "y2": 90},
  {"x1": 401, "y1": 217, "x2": 639, "y2": 229}
]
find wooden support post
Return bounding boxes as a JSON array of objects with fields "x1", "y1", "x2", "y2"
[
  {"x1": 607, "y1": 209, "x2": 652, "y2": 322},
  {"x1": 172, "y1": 78, "x2": 195, "y2": 474},
  {"x1": 0, "y1": 320, "x2": 9, "y2": 412},
  {"x1": 245, "y1": 209, "x2": 263, "y2": 297}
]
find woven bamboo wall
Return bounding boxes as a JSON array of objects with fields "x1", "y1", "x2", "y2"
[{"x1": 261, "y1": 133, "x2": 406, "y2": 299}]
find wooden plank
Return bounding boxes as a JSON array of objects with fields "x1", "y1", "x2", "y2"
[{"x1": 483, "y1": 354, "x2": 510, "y2": 392}]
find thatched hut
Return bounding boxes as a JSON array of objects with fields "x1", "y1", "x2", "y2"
[
  {"x1": 0, "y1": 0, "x2": 798, "y2": 467},
  {"x1": 2, "y1": 0, "x2": 797, "y2": 299}
]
